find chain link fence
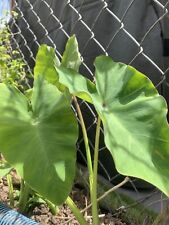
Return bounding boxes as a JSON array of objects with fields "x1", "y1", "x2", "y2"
[{"x1": 1, "y1": 0, "x2": 169, "y2": 217}]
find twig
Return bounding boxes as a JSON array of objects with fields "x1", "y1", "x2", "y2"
[
  {"x1": 84, "y1": 196, "x2": 88, "y2": 219},
  {"x1": 86, "y1": 214, "x2": 105, "y2": 219},
  {"x1": 55, "y1": 216, "x2": 73, "y2": 220},
  {"x1": 63, "y1": 176, "x2": 129, "y2": 225},
  {"x1": 95, "y1": 176, "x2": 129, "y2": 204}
]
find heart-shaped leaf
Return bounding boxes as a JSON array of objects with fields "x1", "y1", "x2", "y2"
[
  {"x1": 94, "y1": 56, "x2": 169, "y2": 196},
  {"x1": 0, "y1": 77, "x2": 78, "y2": 205}
]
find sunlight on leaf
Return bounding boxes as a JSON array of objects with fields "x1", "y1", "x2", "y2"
[
  {"x1": 92, "y1": 56, "x2": 169, "y2": 197},
  {"x1": 0, "y1": 77, "x2": 78, "y2": 205}
]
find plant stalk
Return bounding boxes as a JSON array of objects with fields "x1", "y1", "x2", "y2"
[
  {"x1": 73, "y1": 96, "x2": 93, "y2": 191},
  {"x1": 18, "y1": 179, "x2": 31, "y2": 213},
  {"x1": 7, "y1": 174, "x2": 14, "y2": 208},
  {"x1": 63, "y1": 177, "x2": 130, "y2": 225},
  {"x1": 92, "y1": 116, "x2": 101, "y2": 225},
  {"x1": 66, "y1": 196, "x2": 88, "y2": 225}
]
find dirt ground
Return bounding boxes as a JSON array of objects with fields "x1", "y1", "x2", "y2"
[
  {"x1": 0, "y1": 176, "x2": 128, "y2": 225},
  {"x1": 30, "y1": 187, "x2": 127, "y2": 225}
]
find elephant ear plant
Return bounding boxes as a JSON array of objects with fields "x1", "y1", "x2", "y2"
[{"x1": 0, "y1": 36, "x2": 169, "y2": 225}]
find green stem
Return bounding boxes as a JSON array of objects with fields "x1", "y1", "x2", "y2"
[
  {"x1": 92, "y1": 116, "x2": 101, "y2": 225},
  {"x1": 73, "y1": 96, "x2": 93, "y2": 191},
  {"x1": 7, "y1": 174, "x2": 14, "y2": 208},
  {"x1": 18, "y1": 179, "x2": 31, "y2": 213},
  {"x1": 66, "y1": 196, "x2": 88, "y2": 225},
  {"x1": 45, "y1": 198, "x2": 59, "y2": 215},
  {"x1": 35, "y1": 193, "x2": 59, "y2": 215}
]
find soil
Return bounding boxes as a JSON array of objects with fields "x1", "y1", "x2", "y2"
[
  {"x1": 30, "y1": 186, "x2": 127, "y2": 225},
  {"x1": 31, "y1": 187, "x2": 127, "y2": 225},
  {"x1": 0, "y1": 173, "x2": 128, "y2": 225}
]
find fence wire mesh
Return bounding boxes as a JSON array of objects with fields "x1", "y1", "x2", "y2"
[{"x1": 1, "y1": 0, "x2": 169, "y2": 218}]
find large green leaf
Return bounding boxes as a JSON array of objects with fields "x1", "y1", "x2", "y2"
[
  {"x1": 56, "y1": 55, "x2": 169, "y2": 196},
  {"x1": 34, "y1": 38, "x2": 169, "y2": 195},
  {"x1": 93, "y1": 56, "x2": 169, "y2": 196},
  {"x1": 0, "y1": 77, "x2": 78, "y2": 205}
]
